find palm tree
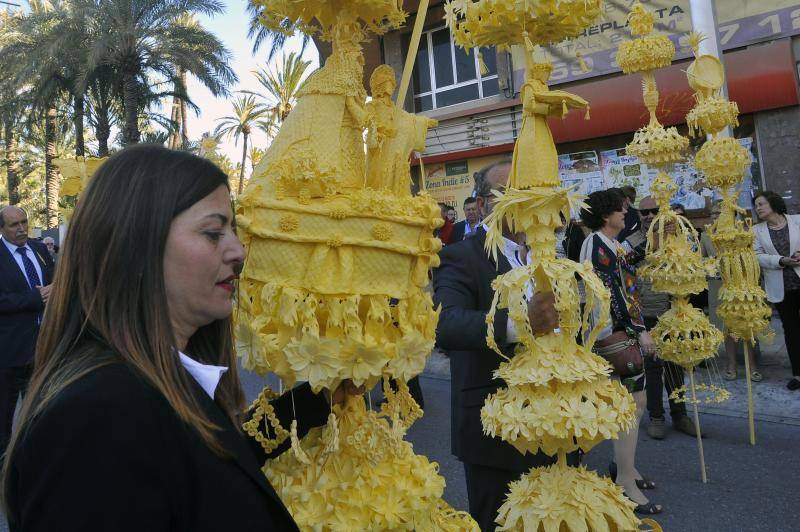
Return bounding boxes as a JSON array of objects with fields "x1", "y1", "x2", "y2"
[
  {"x1": 245, "y1": 0, "x2": 313, "y2": 60},
  {"x1": 13, "y1": 0, "x2": 71, "y2": 228},
  {"x1": 251, "y1": 52, "x2": 311, "y2": 123},
  {"x1": 86, "y1": 65, "x2": 119, "y2": 156},
  {"x1": 248, "y1": 146, "x2": 265, "y2": 173},
  {"x1": 0, "y1": 11, "x2": 26, "y2": 205},
  {"x1": 84, "y1": 0, "x2": 237, "y2": 145},
  {"x1": 214, "y1": 94, "x2": 267, "y2": 195}
]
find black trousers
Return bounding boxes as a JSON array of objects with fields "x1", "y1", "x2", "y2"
[
  {"x1": 0, "y1": 364, "x2": 33, "y2": 459},
  {"x1": 643, "y1": 317, "x2": 686, "y2": 421},
  {"x1": 775, "y1": 289, "x2": 800, "y2": 376},
  {"x1": 463, "y1": 462, "x2": 523, "y2": 532}
]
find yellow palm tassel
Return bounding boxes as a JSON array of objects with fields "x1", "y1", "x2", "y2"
[
  {"x1": 322, "y1": 412, "x2": 340, "y2": 455},
  {"x1": 584, "y1": 106, "x2": 591, "y2": 120},
  {"x1": 290, "y1": 419, "x2": 311, "y2": 465},
  {"x1": 478, "y1": 50, "x2": 489, "y2": 76},
  {"x1": 522, "y1": 30, "x2": 534, "y2": 53},
  {"x1": 562, "y1": 100, "x2": 568, "y2": 117},
  {"x1": 576, "y1": 51, "x2": 590, "y2": 73}
]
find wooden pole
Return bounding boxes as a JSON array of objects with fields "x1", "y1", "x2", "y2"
[
  {"x1": 396, "y1": 0, "x2": 430, "y2": 109},
  {"x1": 689, "y1": 368, "x2": 708, "y2": 483},
  {"x1": 742, "y1": 341, "x2": 756, "y2": 445}
]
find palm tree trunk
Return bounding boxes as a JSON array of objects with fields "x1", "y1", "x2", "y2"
[
  {"x1": 3, "y1": 117, "x2": 20, "y2": 205},
  {"x1": 122, "y1": 68, "x2": 140, "y2": 145},
  {"x1": 74, "y1": 93, "x2": 85, "y2": 157},
  {"x1": 168, "y1": 92, "x2": 181, "y2": 149},
  {"x1": 45, "y1": 106, "x2": 59, "y2": 228},
  {"x1": 239, "y1": 133, "x2": 248, "y2": 195},
  {"x1": 95, "y1": 104, "x2": 111, "y2": 156},
  {"x1": 179, "y1": 69, "x2": 189, "y2": 146}
]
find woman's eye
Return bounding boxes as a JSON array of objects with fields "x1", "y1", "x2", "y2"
[{"x1": 205, "y1": 231, "x2": 224, "y2": 242}]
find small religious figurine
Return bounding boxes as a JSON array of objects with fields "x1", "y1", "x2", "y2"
[
  {"x1": 252, "y1": 25, "x2": 368, "y2": 199},
  {"x1": 365, "y1": 64, "x2": 438, "y2": 195},
  {"x1": 510, "y1": 59, "x2": 588, "y2": 189}
]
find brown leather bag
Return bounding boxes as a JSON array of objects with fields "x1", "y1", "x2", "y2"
[{"x1": 594, "y1": 331, "x2": 643, "y2": 377}]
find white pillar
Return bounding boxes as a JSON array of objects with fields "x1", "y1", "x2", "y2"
[
  {"x1": 689, "y1": 0, "x2": 731, "y2": 139},
  {"x1": 689, "y1": 0, "x2": 729, "y2": 100}
]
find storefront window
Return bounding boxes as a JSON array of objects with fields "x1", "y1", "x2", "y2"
[{"x1": 406, "y1": 27, "x2": 499, "y2": 112}]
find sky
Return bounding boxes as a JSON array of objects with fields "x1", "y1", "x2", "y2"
[{"x1": 187, "y1": 1, "x2": 320, "y2": 170}]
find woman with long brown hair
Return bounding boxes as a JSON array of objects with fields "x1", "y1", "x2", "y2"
[{"x1": 1, "y1": 145, "x2": 352, "y2": 531}]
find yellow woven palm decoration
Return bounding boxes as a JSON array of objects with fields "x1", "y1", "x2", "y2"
[
  {"x1": 53, "y1": 156, "x2": 108, "y2": 198},
  {"x1": 53, "y1": 156, "x2": 108, "y2": 220},
  {"x1": 680, "y1": 31, "x2": 771, "y2": 447},
  {"x1": 446, "y1": 2, "x2": 663, "y2": 531},
  {"x1": 238, "y1": 2, "x2": 476, "y2": 529},
  {"x1": 618, "y1": 2, "x2": 687, "y2": 166},
  {"x1": 615, "y1": 6, "x2": 722, "y2": 370},
  {"x1": 682, "y1": 32, "x2": 772, "y2": 345},
  {"x1": 445, "y1": 0, "x2": 603, "y2": 51}
]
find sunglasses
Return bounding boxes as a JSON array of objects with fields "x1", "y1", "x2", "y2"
[{"x1": 640, "y1": 208, "x2": 660, "y2": 216}]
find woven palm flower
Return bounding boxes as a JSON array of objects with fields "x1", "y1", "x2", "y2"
[
  {"x1": 263, "y1": 394, "x2": 478, "y2": 531},
  {"x1": 686, "y1": 97, "x2": 740, "y2": 137},
  {"x1": 445, "y1": 0, "x2": 603, "y2": 50},
  {"x1": 254, "y1": 0, "x2": 406, "y2": 41},
  {"x1": 694, "y1": 137, "x2": 752, "y2": 190},
  {"x1": 638, "y1": 193, "x2": 715, "y2": 297},
  {"x1": 626, "y1": 124, "x2": 688, "y2": 166},
  {"x1": 53, "y1": 156, "x2": 108, "y2": 197},
  {"x1": 617, "y1": 35, "x2": 675, "y2": 74},
  {"x1": 652, "y1": 297, "x2": 724, "y2": 368},
  {"x1": 482, "y1": 377, "x2": 637, "y2": 456},
  {"x1": 708, "y1": 207, "x2": 774, "y2": 343},
  {"x1": 616, "y1": 1, "x2": 675, "y2": 74},
  {"x1": 495, "y1": 463, "x2": 649, "y2": 532}
]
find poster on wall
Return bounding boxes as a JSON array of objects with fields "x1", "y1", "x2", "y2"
[
  {"x1": 599, "y1": 137, "x2": 757, "y2": 208},
  {"x1": 599, "y1": 149, "x2": 659, "y2": 201},
  {"x1": 423, "y1": 153, "x2": 510, "y2": 221},
  {"x1": 558, "y1": 151, "x2": 606, "y2": 197}
]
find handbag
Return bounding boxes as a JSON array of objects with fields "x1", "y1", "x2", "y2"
[{"x1": 594, "y1": 330, "x2": 643, "y2": 377}]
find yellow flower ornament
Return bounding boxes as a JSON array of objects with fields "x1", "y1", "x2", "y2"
[{"x1": 53, "y1": 156, "x2": 108, "y2": 198}]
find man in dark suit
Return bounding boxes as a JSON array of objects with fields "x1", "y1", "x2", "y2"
[
  {"x1": 0, "y1": 205, "x2": 55, "y2": 457},
  {"x1": 451, "y1": 196, "x2": 481, "y2": 242},
  {"x1": 432, "y1": 161, "x2": 562, "y2": 530}
]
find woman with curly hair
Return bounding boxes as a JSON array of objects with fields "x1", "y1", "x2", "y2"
[{"x1": 579, "y1": 189, "x2": 661, "y2": 515}]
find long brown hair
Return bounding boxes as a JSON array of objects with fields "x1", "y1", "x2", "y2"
[{"x1": 2, "y1": 145, "x2": 245, "y2": 505}]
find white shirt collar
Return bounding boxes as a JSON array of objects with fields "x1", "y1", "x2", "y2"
[
  {"x1": 178, "y1": 351, "x2": 228, "y2": 399},
  {"x1": 482, "y1": 223, "x2": 529, "y2": 268},
  {"x1": 595, "y1": 231, "x2": 620, "y2": 253},
  {"x1": 1, "y1": 237, "x2": 30, "y2": 255}
]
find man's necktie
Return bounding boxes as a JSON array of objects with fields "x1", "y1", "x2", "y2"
[{"x1": 16, "y1": 247, "x2": 42, "y2": 288}]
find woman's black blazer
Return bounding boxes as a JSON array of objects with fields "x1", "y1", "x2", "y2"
[{"x1": 6, "y1": 362, "x2": 328, "y2": 531}]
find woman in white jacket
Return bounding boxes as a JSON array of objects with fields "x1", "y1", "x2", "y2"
[{"x1": 753, "y1": 191, "x2": 800, "y2": 390}]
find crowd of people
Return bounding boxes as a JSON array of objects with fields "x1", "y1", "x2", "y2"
[{"x1": 0, "y1": 146, "x2": 798, "y2": 530}]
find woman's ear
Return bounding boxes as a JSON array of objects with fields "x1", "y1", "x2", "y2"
[{"x1": 476, "y1": 196, "x2": 487, "y2": 216}]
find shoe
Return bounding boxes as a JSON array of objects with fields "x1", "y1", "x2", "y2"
[
  {"x1": 787, "y1": 378, "x2": 800, "y2": 391},
  {"x1": 673, "y1": 415, "x2": 706, "y2": 437},
  {"x1": 724, "y1": 369, "x2": 737, "y2": 381},
  {"x1": 646, "y1": 417, "x2": 665, "y2": 440},
  {"x1": 610, "y1": 462, "x2": 656, "y2": 490},
  {"x1": 622, "y1": 492, "x2": 663, "y2": 515},
  {"x1": 751, "y1": 371, "x2": 763, "y2": 382}
]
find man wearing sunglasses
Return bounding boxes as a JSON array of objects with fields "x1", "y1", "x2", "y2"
[{"x1": 627, "y1": 197, "x2": 697, "y2": 440}]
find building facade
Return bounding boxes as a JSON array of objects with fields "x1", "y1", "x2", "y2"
[{"x1": 374, "y1": 1, "x2": 800, "y2": 217}]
